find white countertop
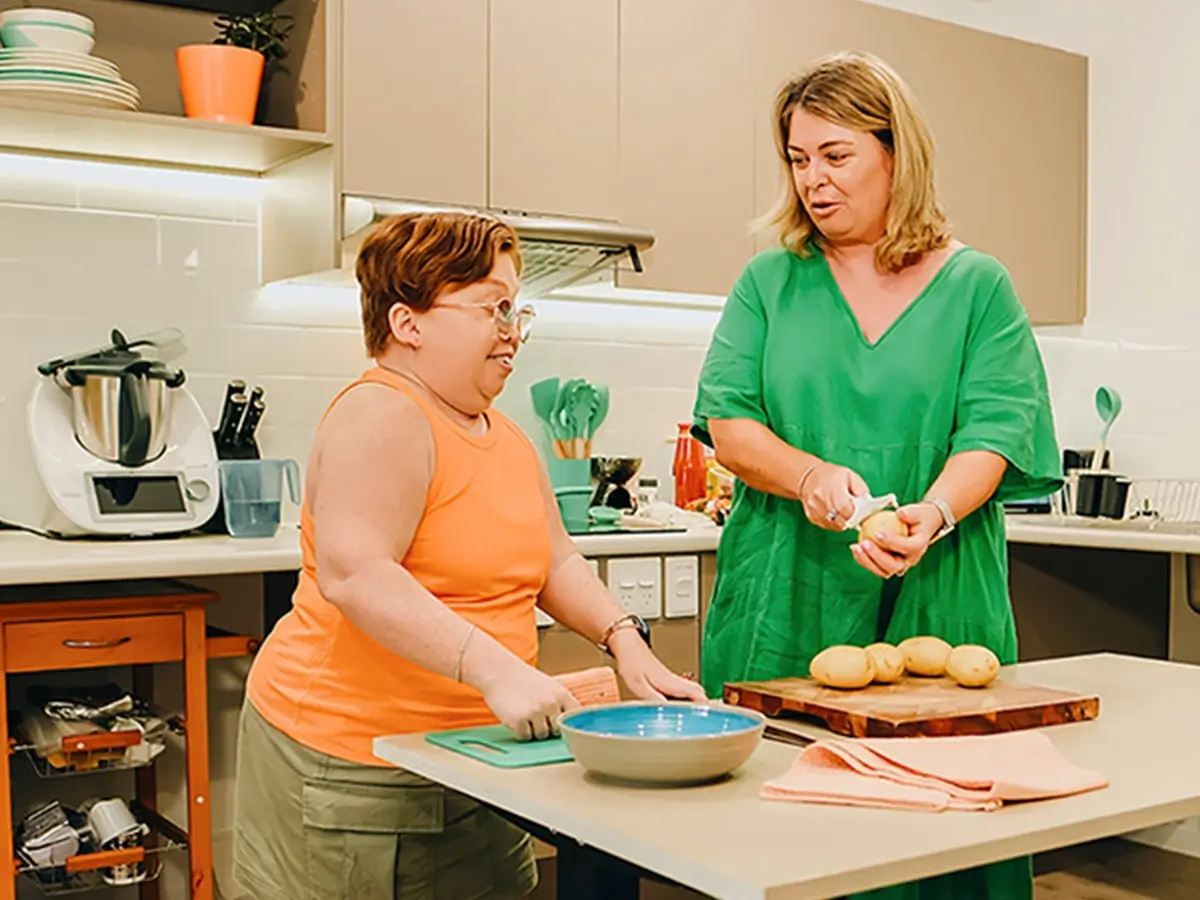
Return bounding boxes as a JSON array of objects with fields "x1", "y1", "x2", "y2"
[
  {"x1": 0, "y1": 526, "x2": 722, "y2": 586},
  {"x1": 1005, "y1": 513, "x2": 1200, "y2": 554},
  {"x1": 374, "y1": 653, "x2": 1200, "y2": 900},
  {"x1": 0, "y1": 514, "x2": 1195, "y2": 588}
]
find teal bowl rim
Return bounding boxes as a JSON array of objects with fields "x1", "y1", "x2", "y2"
[{"x1": 558, "y1": 701, "x2": 766, "y2": 743}]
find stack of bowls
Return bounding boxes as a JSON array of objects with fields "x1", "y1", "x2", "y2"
[{"x1": 0, "y1": 8, "x2": 140, "y2": 110}]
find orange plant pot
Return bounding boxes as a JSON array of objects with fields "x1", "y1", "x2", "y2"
[{"x1": 176, "y1": 43, "x2": 265, "y2": 125}]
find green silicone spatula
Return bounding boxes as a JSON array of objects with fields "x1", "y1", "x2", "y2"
[
  {"x1": 529, "y1": 378, "x2": 559, "y2": 425},
  {"x1": 588, "y1": 383, "x2": 610, "y2": 445},
  {"x1": 1090, "y1": 386, "x2": 1123, "y2": 471}
]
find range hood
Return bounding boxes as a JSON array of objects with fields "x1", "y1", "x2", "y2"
[{"x1": 340, "y1": 195, "x2": 656, "y2": 299}]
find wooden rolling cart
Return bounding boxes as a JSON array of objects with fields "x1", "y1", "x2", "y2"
[{"x1": 0, "y1": 579, "x2": 260, "y2": 900}]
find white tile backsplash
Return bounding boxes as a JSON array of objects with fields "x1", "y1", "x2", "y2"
[{"x1": 0, "y1": 149, "x2": 1198, "y2": 515}]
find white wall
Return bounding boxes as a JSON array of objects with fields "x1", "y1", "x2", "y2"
[{"x1": 860, "y1": 0, "x2": 1200, "y2": 481}]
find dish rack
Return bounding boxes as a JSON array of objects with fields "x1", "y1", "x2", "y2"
[
  {"x1": 9, "y1": 715, "x2": 178, "y2": 780},
  {"x1": 15, "y1": 801, "x2": 185, "y2": 897},
  {"x1": 1124, "y1": 478, "x2": 1200, "y2": 524}
]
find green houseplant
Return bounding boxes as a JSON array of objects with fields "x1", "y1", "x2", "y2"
[{"x1": 176, "y1": 9, "x2": 292, "y2": 125}]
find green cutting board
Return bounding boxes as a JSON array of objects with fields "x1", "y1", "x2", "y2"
[{"x1": 425, "y1": 724, "x2": 574, "y2": 768}]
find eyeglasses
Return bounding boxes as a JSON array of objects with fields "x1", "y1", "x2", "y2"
[{"x1": 437, "y1": 296, "x2": 536, "y2": 343}]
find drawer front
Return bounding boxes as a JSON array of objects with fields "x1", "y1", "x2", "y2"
[{"x1": 5, "y1": 614, "x2": 184, "y2": 673}]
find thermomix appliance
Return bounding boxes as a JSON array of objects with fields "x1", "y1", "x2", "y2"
[{"x1": 20, "y1": 328, "x2": 218, "y2": 538}]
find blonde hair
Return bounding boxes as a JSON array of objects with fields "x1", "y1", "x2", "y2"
[
  {"x1": 761, "y1": 51, "x2": 950, "y2": 273},
  {"x1": 355, "y1": 211, "x2": 521, "y2": 357}
]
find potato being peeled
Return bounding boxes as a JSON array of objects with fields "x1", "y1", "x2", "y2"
[
  {"x1": 865, "y1": 642, "x2": 906, "y2": 683},
  {"x1": 809, "y1": 645, "x2": 875, "y2": 689},
  {"x1": 859, "y1": 510, "x2": 909, "y2": 543},
  {"x1": 946, "y1": 644, "x2": 1001, "y2": 688},
  {"x1": 897, "y1": 635, "x2": 952, "y2": 677}
]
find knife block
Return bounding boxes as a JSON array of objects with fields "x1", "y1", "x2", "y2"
[{"x1": 197, "y1": 430, "x2": 261, "y2": 535}]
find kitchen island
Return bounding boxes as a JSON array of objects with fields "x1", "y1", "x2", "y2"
[{"x1": 374, "y1": 653, "x2": 1200, "y2": 900}]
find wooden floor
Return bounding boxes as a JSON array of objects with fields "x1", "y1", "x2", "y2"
[{"x1": 532, "y1": 838, "x2": 1200, "y2": 899}]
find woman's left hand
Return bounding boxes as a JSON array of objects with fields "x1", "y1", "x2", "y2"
[
  {"x1": 850, "y1": 502, "x2": 943, "y2": 579},
  {"x1": 609, "y1": 630, "x2": 708, "y2": 703}
]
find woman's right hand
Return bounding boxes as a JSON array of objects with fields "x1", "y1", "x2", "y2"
[
  {"x1": 479, "y1": 663, "x2": 581, "y2": 742},
  {"x1": 799, "y1": 461, "x2": 870, "y2": 531}
]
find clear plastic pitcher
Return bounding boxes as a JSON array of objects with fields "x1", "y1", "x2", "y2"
[{"x1": 218, "y1": 458, "x2": 301, "y2": 538}]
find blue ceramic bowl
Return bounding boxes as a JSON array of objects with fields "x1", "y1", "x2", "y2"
[{"x1": 558, "y1": 702, "x2": 764, "y2": 784}]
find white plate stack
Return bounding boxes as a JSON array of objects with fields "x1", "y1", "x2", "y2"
[{"x1": 0, "y1": 9, "x2": 140, "y2": 111}]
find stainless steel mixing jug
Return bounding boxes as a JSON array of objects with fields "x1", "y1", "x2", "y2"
[{"x1": 39, "y1": 328, "x2": 187, "y2": 468}]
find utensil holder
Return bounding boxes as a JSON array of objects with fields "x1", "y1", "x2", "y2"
[
  {"x1": 547, "y1": 457, "x2": 591, "y2": 491},
  {"x1": 1073, "y1": 471, "x2": 1130, "y2": 519}
]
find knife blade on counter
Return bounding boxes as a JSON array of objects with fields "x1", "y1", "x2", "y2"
[
  {"x1": 764, "y1": 725, "x2": 814, "y2": 748},
  {"x1": 216, "y1": 392, "x2": 248, "y2": 451}
]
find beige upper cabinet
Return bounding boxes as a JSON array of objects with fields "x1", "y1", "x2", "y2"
[
  {"x1": 489, "y1": 0, "x2": 619, "y2": 219},
  {"x1": 748, "y1": 0, "x2": 1087, "y2": 325},
  {"x1": 617, "y1": 0, "x2": 758, "y2": 296},
  {"x1": 342, "y1": 0, "x2": 489, "y2": 207}
]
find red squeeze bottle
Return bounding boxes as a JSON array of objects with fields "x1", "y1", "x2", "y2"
[{"x1": 673, "y1": 423, "x2": 706, "y2": 508}]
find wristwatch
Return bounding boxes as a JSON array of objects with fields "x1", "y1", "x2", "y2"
[
  {"x1": 597, "y1": 613, "x2": 651, "y2": 656},
  {"x1": 926, "y1": 497, "x2": 957, "y2": 541}
]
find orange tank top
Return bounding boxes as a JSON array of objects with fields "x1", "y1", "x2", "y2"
[{"x1": 247, "y1": 366, "x2": 552, "y2": 765}]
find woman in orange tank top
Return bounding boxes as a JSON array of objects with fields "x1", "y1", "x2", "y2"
[{"x1": 232, "y1": 211, "x2": 704, "y2": 900}]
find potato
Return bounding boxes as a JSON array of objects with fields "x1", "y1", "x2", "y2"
[
  {"x1": 865, "y1": 642, "x2": 906, "y2": 683},
  {"x1": 859, "y1": 510, "x2": 909, "y2": 543},
  {"x1": 946, "y1": 644, "x2": 1001, "y2": 688},
  {"x1": 897, "y1": 635, "x2": 952, "y2": 677},
  {"x1": 809, "y1": 645, "x2": 875, "y2": 690}
]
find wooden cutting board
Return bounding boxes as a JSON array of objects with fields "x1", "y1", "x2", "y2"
[{"x1": 723, "y1": 675, "x2": 1099, "y2": 738}]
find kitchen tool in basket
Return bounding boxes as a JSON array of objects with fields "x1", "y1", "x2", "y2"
[
  {"x1": 425, "y1": 724, "x2": 573, "y2": 768},
  {"x1": 529, "y1": 378, "x2": 559, "y2": 432},
  {"x1": 1089, "y1": 386, "x2": 1123, "y2": 472},
  {"x1": 843, "y1": 493, "x2": 899, "y2": 531}
]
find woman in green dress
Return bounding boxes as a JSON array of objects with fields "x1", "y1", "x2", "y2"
[{"x1": 692, "y1": 51, "x2": 1063, "y2": 899}]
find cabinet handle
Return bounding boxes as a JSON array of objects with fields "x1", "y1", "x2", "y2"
[{"x1": 63, "y1": 637, "x2": 132, "y2": 649}]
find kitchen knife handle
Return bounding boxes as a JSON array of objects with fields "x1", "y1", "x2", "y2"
[
  {"x1": 236, "y1": 398, "x2": 265, "y2": 447},
  {"x1": 217, "y1": 393, "x2": 248, "y2": 448},
  {"x1": 223, "y1": 379, "x2": 246, "y2": 407}
]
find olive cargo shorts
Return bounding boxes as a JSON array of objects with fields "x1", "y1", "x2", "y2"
[{"x1": 232, "y1": 699, "x2": 537, "y2": 900}]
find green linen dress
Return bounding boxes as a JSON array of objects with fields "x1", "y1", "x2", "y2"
[{"x1": 691, "y1": 244, "x2": 1063, "y2": 900}]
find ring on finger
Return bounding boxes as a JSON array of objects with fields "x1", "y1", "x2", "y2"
[{"x1": 826, "y1": 510, "x2": 838, "y2": 522}]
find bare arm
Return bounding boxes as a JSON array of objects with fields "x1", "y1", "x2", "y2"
[
  {"x1": 534, "y1": 461, "x2": 706, "y2": 702},
  {"x1": 533, "y1": 461, "x2": 628, "y2": 643},
  {"x1": 708, "y1": 418, "x2": 870, "y2": 530},
  {"x1": 707, "y1": 418, "x2": 817, "y2": 500},
  {"x1": 311, "y1": 386, "x2": 532, "y2": 692},
  {"x1": 924, "y1": 450, "x2": 1008, "y2": 522}
]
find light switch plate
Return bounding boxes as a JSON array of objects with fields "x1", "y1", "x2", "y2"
[
  {"x1": 664, "y1": 556, "x2": 699, "y2": 618},
  {"x1": 605, "y1": 556, "x2": 662, "y2": 620}
]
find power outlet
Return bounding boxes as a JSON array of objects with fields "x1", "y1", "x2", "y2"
[
  {"x1": 664, "y1": 556, "x2": 699, "y2": 618},
  {"x1": 606, "y1": 557, "x2": 662, "y2": 620}
]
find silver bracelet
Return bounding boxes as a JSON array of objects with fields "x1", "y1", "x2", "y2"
[{"x1": 453, "y1": 625, "x2": 477, "y2": 683}]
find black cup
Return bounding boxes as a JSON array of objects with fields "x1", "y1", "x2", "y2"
[
  {"x1": 1063, "y1": 448, "x2": 1111, "y2": 472},
  {"x1": 1074, "y1": 472, "x2": 1130, "y2": 519}
]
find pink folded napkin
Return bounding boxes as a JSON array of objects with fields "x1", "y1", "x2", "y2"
[{"x1": 762, "y1": 730, "x2": 1108, "y2": 812}]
